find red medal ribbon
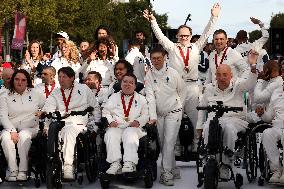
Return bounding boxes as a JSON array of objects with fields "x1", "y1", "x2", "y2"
[
  {"x1": 215, "y1": 47, "x2": 228, "y2": 69},
  {"x1": 60, "y1": 85, "x2": 74, "y2": 112},
  {"x1": 95, "y1": 85, "x2": 101, "y2": 97},
  {"x1": 45, "y1": 83, "x2": 56, "y2": 98},
  {"x1": 121, "y1": 93, "x2": 135, "y2": 119},
  {"x1": 178, "y1": 46, "x2": 190, "y2": 67}
]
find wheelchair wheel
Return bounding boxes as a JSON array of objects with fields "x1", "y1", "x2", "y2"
[
  {"x1": 244, "y1": 133, "x2": 257, "y2": 182},
  {"x1": 144, "y1": 167, "x2": 153, "y2": 188},
  {"x1": 100, "y1": 177, "x2": 110, "y2": 189},
  {"x1": 152, "y1": 162, "x2": 157, "y2": 181},
  {"x1": 234, "y1": 173, "x2": 243, "y2": 189},
  {"x1": 46, "y1": 161, "x2": 62, "y2": 189},
  {"x1": 34, "y1": 177, "x2": 41, "y2": 188},
  {"x1": 85, "y1": 155, "x2": 98, "y2": 183},
  {"x1": 204, "y1": 158, "x2": 218, "y2": 189}
]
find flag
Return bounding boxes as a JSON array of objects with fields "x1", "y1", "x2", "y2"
[
  {"x1": 11, "y1": 12, "x2": 27, "y2": 50},
  {"x1": 0, "y1": 27, "x2": 2, "y2": 55}
]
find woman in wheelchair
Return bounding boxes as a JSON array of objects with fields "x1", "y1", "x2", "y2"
[
  {"x1": 102, "y1": 73, "x2": 149, "y2": 175},
  {"x1": 257, "y1": 86, "x2": 284, "y2": 184},
  {"x1": 41, "y1": 67, "x2": 101, "y2": 180},
  {"x1": 0, "y1": 69, "x2": 45, "y2": 181}
]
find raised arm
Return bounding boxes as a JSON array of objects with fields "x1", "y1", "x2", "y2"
[
  {"x1": 195, "y1": 3, "x2": 220, "y2": 50},
  {"x1": 250, "y1": 17, "x2": 269, "y2": 52},
  {"x1": 143, "y1": 9, "x2": 175, "y2": 52}
]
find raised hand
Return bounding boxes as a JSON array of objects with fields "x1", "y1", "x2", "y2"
[
  {"x1": 143, "y1": 9, "x2": 156, "y2": 22},
  {"x1": 248, "y1": 49, "x2": 259, "y2": 65},
  {"x1": 250, "y1": 17, "x2": 264, "y2": 27},
  {"x1": 211, "y1": 3, "x2": 221, "y2": 17}
]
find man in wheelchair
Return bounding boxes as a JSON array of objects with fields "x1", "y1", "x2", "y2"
[
  {"x1": 41, "y1": 67, "x2": 101, "y2": 180},
  {"x1": 197, "y1": 52, "x2": 258, "y2": 179},
  {"x1": 257, "y1": 85, "x2": 284, "y2": 184},
  {"x1": 102, "y1": 73, "x2": 149, "y2": 175}
]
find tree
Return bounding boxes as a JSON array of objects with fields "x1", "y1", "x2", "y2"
[{"x1": 270, "y1": 13, "x2": 284, "y2": 28}]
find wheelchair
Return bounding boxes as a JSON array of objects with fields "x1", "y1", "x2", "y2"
[
  {"x1": 175, "y1": 115, "x2": 198, "y2": 162},
  {"x1": 97, "y1": 118, "x2": 160, "y2": 189},
  {"x1": 43, "y1": 107, "x2": 98, "y2": 189},
  {"x1": 247, "y1": 122, "x2": 284, "y2": 186},
  {"x1": 0, "y1": 123, "x2": 47, "y2": 188},
  {"x1": 196, "y1": 101, "x2": 245, "y2": 189}
]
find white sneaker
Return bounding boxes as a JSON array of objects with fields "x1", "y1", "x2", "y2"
[
  {"x1": 0, "y1": 177, "x2": 2, "y2": 183},
  {"x1": 269, "y1": 171, "x2": 281, "y2": 183},
  {"x1": 63, "y1": 165, "x2": 74, "y2": 180},
  {"x1": 5, "y1": 171, "x2": 18, "y2": 181},
  {"x1": 16, "y1": 171, "x2": 27, "y2": 181},
  {"x1": 172, "y1": 167, "x2": 181, "y2": 179},
  {"x1": 122, "y1": 161, "x2": 136, "y2": 173},
  {"x1": 279, "y1": 173, "x2": 284, "y2": 184},
  {"x1": 160, "y1": 171, "x2": 174, "y2": 186},
  {"x1": 106, "y1": 161, "x2": 122, "y2": 175},
  {"x1": 219, "y1": 165, "x2": 230, "y2": 180}
]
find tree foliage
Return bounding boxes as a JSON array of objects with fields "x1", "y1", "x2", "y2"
[
  {"x1": 270, "y1": 13, "x2": 284, "y2": 28},
  {"x1": 0, "y1": 0, "x2": 169, "y2": 53}
]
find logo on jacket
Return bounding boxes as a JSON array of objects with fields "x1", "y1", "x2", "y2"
[
  {"x1": 12, "y1": 99, "x2": 16, "y2": 102},
  {"x1": 29, "y1": 96, "x2": 32, "y2": 101},
  {"x1": 78, "y1": 90, "x2": 81, "y2": 95}
]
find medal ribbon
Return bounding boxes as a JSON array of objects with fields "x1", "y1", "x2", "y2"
[
  {"x1": 45, "y1": 83, "x2": 56, "y2": 98},
  {"x1": 178, "y1": 46, "x2": 190, "y2": 67},
  {"x1": 121, "y1": 93, "x2": 134, "y2": 120},
  {"x1": 60, "y1": 85, "x2": 74, "y2": 112},
  {"x1": 215, "y1": 47, "x2": 228, "y2": 69}
]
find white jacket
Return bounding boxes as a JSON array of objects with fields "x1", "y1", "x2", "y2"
[
  {"x1": 235, "y1": 25, "x2": 269, "y2": 57},
  {"x1": 125, "y1": 47, "x2": 146, "y2": 82},
  {"x1": 197, "y1": 71, "x2": 257, "y2": 129},
  {"x1": 35, "y1": 82, "x2": 60, "y2": 100},
  {"x1": 254, "y1": 76, "x2": 283, "y2": 105},
  {"x1": 80, "y1": 59, "x2": 114, "y2": 86},
  {"x1": 42, "y1": 82, "x2": 101, "y2": 129},
  {"x1": 0, "y1": 88, "x2": 45, "y2": 132},
  {"x1": 145, "y1": 64, "x2": 186, "y2": 120},
  {"x1": 102, "y1": 91, "x2": 149, "y2": 128},
  {"x1": 262, "y1": 88, "x2": 284, "y2": 128},
  {"x1": 0, "y1": 86, "x2": 8, "y2": 97},
  {"x1": 206, "y1": 47, "x2": 249, "y2": 85},
  {"x1": 151, "y1": 16, "x2": 218, "y2": 81}
]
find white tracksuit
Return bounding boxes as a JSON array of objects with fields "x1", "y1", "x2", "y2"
[
  {"x1": 261, "y1": 88, "x2": 284, "y2": 172},
  {"x1": 35, "y1": 82, "x2": 60, "y2": 100},
  {"x1": 125, "y1": 47, "x2": 146, "y2": 83},
  {"x1": 80, "y1": 59, "x2": 115, "y2": 86},
  {"x1": 0, "y1": 88, "x2": 45, "y2": 172},
  {"x1": 145, "y1": 64, "x2": 186, "y2": 172},
  {"x1": 51, "y1": 57, "x2": 83, "y2": 82},
  {"x1": 21, "y1": 59, "x2": 43, "y2": 84},
  {"x1": 205, "y1": 47, "x2": 249, "y2": 85},
  {"x1": 198, "y1": 71, "x2": 257, "y2": 164},
  {"x1": 42, "y1": 82, "x2": 101, "y2": 166},
  {"x1": 235, "y1": 25, "x2": 269, "y2": 58},
  {"x1": 102, "y1": 91, "x2": 149, "y2": 164},
  {"x1": 151, "y1": 15, "x2": 218, "y2": 142}
]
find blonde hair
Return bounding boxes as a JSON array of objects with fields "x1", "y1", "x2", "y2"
[{"x1": 62, "y1": 40, "x2": 79, "y2": 64}]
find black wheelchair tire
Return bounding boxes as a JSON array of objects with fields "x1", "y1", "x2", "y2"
[
  {"x1": 204, "y1": 158, "x2": 218, "y2": 189},
  {"x1": 144, "y1": 167, "x2": 153, "y2": 188},
  {"x1": 46, "y1": 161, "x2": 62, "y2": 189},
  {"x1": 234, "y1": 173, "x2": 243, "y2": 189},
  {"x1": 100, "y1": 177, "x2": 110, "y2": 189},
  {"x1": 152, "y1": 162, "x2": 157, "y2": 181},
  {"x1": 85, "y1": 155, "x2": 98, "y2": 183},
  {"x1": 244, "y1": 133, "x2": 258, "y2": 182}
]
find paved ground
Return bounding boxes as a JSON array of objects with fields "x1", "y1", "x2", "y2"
[{"x1": 0, "y1": 159, "x2": 278, "y2": 189}]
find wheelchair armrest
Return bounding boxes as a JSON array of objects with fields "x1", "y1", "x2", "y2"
[{"x1": 96, "y1": 117, "x2": 109, "y2": 135}]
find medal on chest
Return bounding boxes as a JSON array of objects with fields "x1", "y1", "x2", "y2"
[{"x1": 121, "y1": 93, "x2": 134, "y2": 122}]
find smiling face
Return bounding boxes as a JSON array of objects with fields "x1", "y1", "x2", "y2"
[
  {"x1": 177, "y1": 27, "x2": 192, "y2": 46},
  {"x1": 98, "y1": 29, "x2": 108, "y2": 39},
  {"x1": 150, "y1": 52, "x2": 165, "y2": 70},
  {"x1": 121, "y1": 75, "x2": 136, "y2": 95},
  {"x1": 216, "y1": 64, "x2": 232, "y2": 91},
  {"x1": 30, "y1": 42, "x2": 40, "y2": 58},
  {"x1": 115, "y1": 63, "x2": 128, "y2": 81},
  {"x1": 214, "y1": 33, "x2": 228, "y2": 52}
]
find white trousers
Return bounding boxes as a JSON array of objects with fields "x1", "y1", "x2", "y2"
[
  {"x1": 262, "y1": 127, "x2": 284, "y2": 172},
  {"x1": 157, "y1": 111, "x2": 182, "y2": 172},
  {"x1": 104, "y1": 127, "x2": 145, "y2": 164},
  {"x1": 203, "y1": 117, "x2": 248, "y2": 164},
  {"x1": 184, "y1": 82, "x2": 199, "y2": 144},
  {"x1": 0, "y1": 128, "x2": 38, "y2": 172},
  {"x1": 59, "y1": 124, "x2": 86, "y2": 166}
]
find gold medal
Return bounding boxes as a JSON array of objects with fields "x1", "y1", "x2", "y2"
[{"x1": 124, "y1": 117, "x2": 129, "y2": 122}]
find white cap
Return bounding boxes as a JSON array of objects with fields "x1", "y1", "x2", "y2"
[{"x1": 56, "y1": 31, "x2": 69, "y2": 40}]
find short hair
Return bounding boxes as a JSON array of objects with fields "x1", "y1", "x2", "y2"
[
  {"x1": 122, "y1": 73, "x2": 137, "y2": 85},
  {"x1": 135, "y1": 30, "x2": 145, "y2": 35},
  {"x1": 150, "y1": 46, "x2": 166, "y2": 56},
  {"x1": 177, "y1": 25, "x2": 192, "y2": 35},
  {"x1": 88, "y1": 71, "x2": 102, "y2": 83},
  {"x1": 114, "y1": 59, "x2": 133, "y2": 74},
  {"x1": 94, "y1": 25, "x2": 110, "y2": 41},
  {"x1": 43, "y1": 66, "x2": 56, "y2": 76},
  {"x1": 236, "y1": 30, "x2": 248, "y2": 41},
  {"x1": 9, "y1": 69, "x2": 33, "y2": 93},
  {"x1": 213, "y1": 29, "x2": 228, "y2": 39},
  {"x1": 128, "y1": 39, "x2": 141, "y2": 47},
  {"x1": 265, "y1": 60, "x2": 280, "y2": 73},
  {"x1": 58, "y1": 67, "x2": 75, "y2": 78}
]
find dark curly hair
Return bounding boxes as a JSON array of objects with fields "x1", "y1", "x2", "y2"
[{"x1": 9, "y1": 69, "x2": 33, "y2": 93}]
